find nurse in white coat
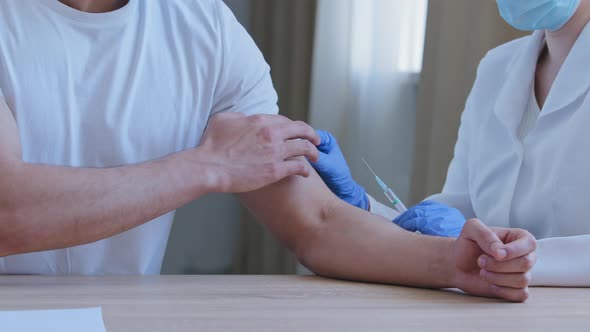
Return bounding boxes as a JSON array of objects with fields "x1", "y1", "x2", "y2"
[{"x1": 312, "y1": 0, "x2": 590, "y2": 287}]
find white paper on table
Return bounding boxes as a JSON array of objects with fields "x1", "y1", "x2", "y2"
[{"x1": 0, "y1": 307, "x2": 106, "y2": 332}]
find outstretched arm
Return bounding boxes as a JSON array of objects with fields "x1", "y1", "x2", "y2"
[
  {"x1": 239, "y1": 165, "x2": 537, "y2": 302},
  {"x1": 242, "y1": 172, "x2": 455, "y2": 288}
]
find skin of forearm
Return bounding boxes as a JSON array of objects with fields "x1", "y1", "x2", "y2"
[
  {"x1": 305, "y1": 198, "x2": 456, "y2": 289},
  {"x1": 0, "y1": 148, "x2": 217, "y2": 256},
  {"x1": 239, "y1": 169, "x2": 457, "y2": 289}
]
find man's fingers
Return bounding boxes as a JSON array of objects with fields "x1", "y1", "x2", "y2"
[
  {"x1": 248, "y1": 114, "x2": 319, "y2": 145},
  {"x1": 497, "y1": 230, "x2": 537, "y2": 260},
  {"x1": 488, "y1": 284, "x2": 530, "y2": 303},
  {"x1": 481, "y1": 270, "x2": 532, "y2": 289},
  {"x1": 478, "y1": 253, "x2": 536, "y2": 273},
  {"x1": 274, "y1": 121, "x2": 320, "y2": 146},
  {"x1": 461, "y1": 219, "x2": 507, "y2": 260},
  {"x1": 283, "y1": 140, "x2": 319, "y2": 162},
  {"x1": 273, "y1": 159, "x2": 311, "y2": 180}
]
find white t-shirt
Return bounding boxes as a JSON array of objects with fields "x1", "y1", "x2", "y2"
[{"x1": 0, "y1": 0, "x2": 278, "y2": 275}]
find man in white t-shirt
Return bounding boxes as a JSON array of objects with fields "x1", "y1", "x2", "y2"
[{"x1": 0, "y1": 0, "x2": 536, "y2": 302}]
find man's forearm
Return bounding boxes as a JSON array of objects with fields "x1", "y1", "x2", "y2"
[
  {"x1": 239, "y1": 170, "x2": 456, "y2": 289},
  {"x1": 0, "y1": 148, "x2": 217, "y2": 256},
  {"x1": 301, "y1": 198, "x2": 456, "y2": 289}
]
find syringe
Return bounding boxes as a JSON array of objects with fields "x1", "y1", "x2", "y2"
[{"x1": 362, "y1": 158, "x2": 408, "y2": 213}]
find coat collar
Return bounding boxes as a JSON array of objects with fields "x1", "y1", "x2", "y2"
[
  {"x1": 493, "y1": 30, "x2": 545, "y2": 138},
  {"x1": 493, "y1": 23, "x2": 590, "y2": 134},
  {"x1": 542, "y1": 22, "x2": 590, "y2": 116}
]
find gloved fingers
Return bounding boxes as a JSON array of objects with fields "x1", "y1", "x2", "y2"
[
  {"x1": 478, "y1": 253, "x2": 536, "y2": 273},
  {"x1": 420, "y1": 203, "x2": 466, "y2": 220},
  {"x1": 392, "y1": 211, "x2": 406, "y2": 225},
  {"x1": 395, "y1": 201, "x2": 466, "y2": 237},
  {"x1": 412, "y1": 201, "x2": 444, "y2": 215},
  {"x1": 418, "y1": 200, "x2": 440, "y2": 207},
  {"x1": 308, "y1": 150, "x2": 329, "y2": 171},
  {"x1": 393, "y1": 205, "x2": 427, "y2": 222},
  {"x1": 348, "y1": 184, "x2": 369, "y2": 210},
  {"x1": 480, "y1": 270, "x2": 533, "y2": 290},
  {"x1": 420, "y1": 213, "x2": 466, "y2": 237},
  {"x1": 393, "y1": 215, "x2": 419, "y2": 232},
  {"x1": 315, "y1": 130, "x2": 337, "y2": 153}
]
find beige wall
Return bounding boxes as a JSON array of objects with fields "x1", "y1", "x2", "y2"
[{"x1": 410, "y1": 0, "x2": 526, "y2": 203}]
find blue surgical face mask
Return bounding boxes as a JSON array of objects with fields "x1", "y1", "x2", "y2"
[{"x1": 496, "y1": 0, "x2": 581, "y2": 31}]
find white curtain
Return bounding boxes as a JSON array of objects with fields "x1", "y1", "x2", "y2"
[{"x1": 309, "y1": 0, "x2": 428, "y2": 202}]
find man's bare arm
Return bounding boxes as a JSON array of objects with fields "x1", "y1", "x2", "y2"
[
  {"x1": 0, "y1": 98, "x2": 319, "y2": 256},
  {"x1": 239, "y1": 165, "x2": 537, "y2": 301},
  {"x1": 0, "y1": 98, "x2": 222, "y2": 256},
  {"x1": 239, "y1": 168, "x2": 456, "y2": 288}
]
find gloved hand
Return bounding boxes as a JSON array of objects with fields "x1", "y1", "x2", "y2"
[
  {"x1": 310, "y1": 130, "x2": 369, "y2": 210},
  {"x1": 393, "y1": 201, "x2": 466, "y2": 237}
]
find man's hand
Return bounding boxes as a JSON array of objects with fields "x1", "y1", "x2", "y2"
[
  {"x1": 451, "y1": 219, "x2": 537, "y2": 302},
  {"x1": 198, "y1": 112, "x2": 320, "y2": 193}
]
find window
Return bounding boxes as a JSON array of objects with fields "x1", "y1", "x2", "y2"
[
  {"x1": 350, "y1": 0, "x2": 429, "y2": 74},
  {"x1": 397, "y1": 0, "x2": 428, "y2": 73}
]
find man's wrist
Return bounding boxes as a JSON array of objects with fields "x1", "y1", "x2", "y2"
[
  {"x1": 181, "y1": 147, "x2": 225, "y2": 195},
  {"x1": 434, "y1": 237, "x2": 457, "y2": 289}
]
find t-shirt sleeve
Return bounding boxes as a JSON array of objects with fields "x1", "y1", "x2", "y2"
[{"x1": 211, "y1": 0, "x2": 278, "y2": 117}]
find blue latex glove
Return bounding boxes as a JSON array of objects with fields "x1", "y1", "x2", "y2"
[
  {"x1": 393, "y1": 201, "x2": 466, "y2": 237},
  {"x1": 310, "y1": 130, "x2": 369, "y2": 210}
]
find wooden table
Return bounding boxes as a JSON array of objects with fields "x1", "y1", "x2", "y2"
[{"x1": 0, "y1": 275, "x2": 587, "y2": 331}]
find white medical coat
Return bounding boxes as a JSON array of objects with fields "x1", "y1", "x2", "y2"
[{"x1": 372, "y1": 25, "x2": 590, "y2": 286}]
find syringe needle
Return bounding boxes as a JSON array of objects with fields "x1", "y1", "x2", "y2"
[{"x1": 362, "y1": 158, "x2": 379, "y2": 179}]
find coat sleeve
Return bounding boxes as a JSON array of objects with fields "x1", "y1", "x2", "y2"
[
  {"x1": 426, "y1": 101, "x2": 477, "y2": 220},
  {"x1": 531, "y1": 235, "x2": 590, "y2": 287}
]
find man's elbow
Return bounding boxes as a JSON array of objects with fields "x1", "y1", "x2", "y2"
[
  {"x1": 296, "y1": 236, "x2": 344, "y2": 280},
  {"x1": 290, "y1": 198, "x2": 340, "y2": 277},
  {"x1": 296, "y1": 246, "x2": 331, "y2": 278}
]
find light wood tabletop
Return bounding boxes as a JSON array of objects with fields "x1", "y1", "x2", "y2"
[{"x1": 0, "y1": 275, "x2": 587, "y2": 331}]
